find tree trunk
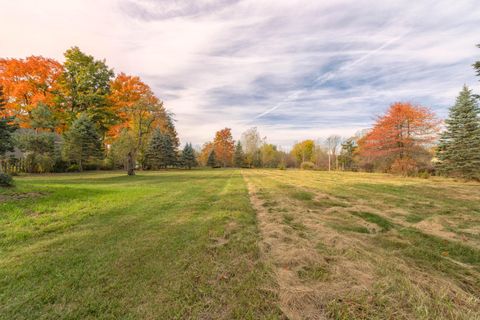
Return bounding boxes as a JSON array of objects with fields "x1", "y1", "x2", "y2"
[{"x1": 126, "y1": 151, "x2": 135, "y2": 176}]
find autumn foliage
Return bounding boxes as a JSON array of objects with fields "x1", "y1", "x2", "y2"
[
  {"x1": 358, "y1": 102, "x2": 440, "y2": 173},
  {"x1": 0, "y1": 56, "x2": 62, "y2": 128},
  {"x1": 213, "y1": 128, "x2": 235, "y2": 167}
]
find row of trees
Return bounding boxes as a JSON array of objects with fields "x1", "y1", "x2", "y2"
[
  {"x1": 0, "y1": 47, "x2": 197, "y2": 176},
  {"x1": 1, "y1": 46, "x2": 479, "y2": 180},
  {"x1": 196, "y1": 46, "x2": 480, "y2": 180}
]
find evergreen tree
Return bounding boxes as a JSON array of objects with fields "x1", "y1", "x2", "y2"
[
  {"x1": 62, "y1": 113, "x2": 103, "y2": 171},
  {"x1": 181, "y1": 143, "x2": 197, "y2": 169},
  {"x1": 207, "y1": 150, "x2": 217, "y2": 168},
  {"x1": 0, "y1": 86, "x2": 17, "y2": 160},
  {"x1": 437, "y1": 86, "x2": 480, "y2": 180},
  {"x1": 473, "y1": 44, "x2": 480, "y2": 78},
  {"x1": 234, "y1": 141, "x2": 245, "y2": 167},
  {"x1": 339, "y1": 139, "x2": 357, "y2": 171},
  {"x1": 145, "y1": 129, "x2": 177, "y2": 169}
]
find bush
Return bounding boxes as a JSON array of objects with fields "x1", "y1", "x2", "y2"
[
  {"x1": 66, "y1": 164, "x2": 80, "y2": 172},
  {"x1": 0, "y1": 173, "x2": 14, "y2": 187},
  {"x1": 36, "y1": 155, "x2": 54, "y2": 173},
  {"x1": 390, "y1": 158, "x2": 418, "y2": 176},
  {"x1": 418, "y1": 171, "x2": 430, "y2": 179},
  {"x1": 278, "y1": 163, "x2": 286, "y2": 170},
  {"x1": 300, "y1": 161, "x2": 315, "y2": 170},
  {"x1": 53, "y1": 159, "x2": 69, "y2": 173}
]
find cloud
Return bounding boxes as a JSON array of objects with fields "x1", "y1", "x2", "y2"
[{"x1": 1, "y1": 0, "x2": 479, "y2": 148}]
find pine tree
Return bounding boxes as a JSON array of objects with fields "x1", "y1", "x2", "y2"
[
  {"x1": 234, "y1": 141, "x2": 245, "y2": 167},
  {"x1": 145, "y1": 130, "x2": 166, "y2": 169},
  {"x1": 0, "y1": 86, "x2": 17, "y2": 159},
  {"x1": 146, "y1": 129, "x2": 177, "y2": 169},
  {"x1": 437, "y1": 86, "x2": 480, "y2": 180},
  {"x1": 473, "y1": 44, "x2": 480, "y2": 78},
  {"x1": 181, "y1": 143, "x2": 197, "y2": 169},
  {"x1": 62, "y1": 113, "x2": 103, "y2": 171},
  {"x1": 207, "y1": 150, "x2": 216, "y2": 168}
]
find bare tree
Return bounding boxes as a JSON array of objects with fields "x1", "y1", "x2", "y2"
[
  {"x1": 325, "y1": 135, "x2": 342, "y2": 171},
  {"x1": 241, "y1": 127, "x2": 262, "y2": 167}
]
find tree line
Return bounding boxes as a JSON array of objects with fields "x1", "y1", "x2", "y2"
[
  {"x1": 1, "y1": 45, "x2": 479, "y2": 184},
  {"x1": 0, "y1": 47, "x2": 197, "y2": 182},
  {"x1": 198, "y1": 46, "x2": 480, "y2": 180}
]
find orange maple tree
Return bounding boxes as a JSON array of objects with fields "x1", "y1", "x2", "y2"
[
  {"x1": 199, "y1": 141, "x2": 214, "y2": 166},
  {"x1": 108, "y1": 73, "x2": 169, "y2": 138},
  {"x1": 213, "y1": 128, "x2": 235, "y2": 167},
  {"x1": 0, "y1": 56, "x2": 63, "y2": 127},
  {"x1": 358, "y1": 102, "x2": 440, "y2": 163}
]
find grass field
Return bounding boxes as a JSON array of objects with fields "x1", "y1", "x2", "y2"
[
  {"x1": 0, "y1": 170, "x2": 281, "y2": 319},
  {"x1": 1, "y1": 169, "x2": 480, "y2": 319},
  {"x1": 244, "y1": 170, "x2": 480, "y2": 319}
]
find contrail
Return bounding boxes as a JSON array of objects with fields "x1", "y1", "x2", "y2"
[{"x1": 253, "y1": 32, "x2": 407, "y2": 120}]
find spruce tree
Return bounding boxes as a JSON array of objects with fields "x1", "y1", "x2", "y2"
[
  {"x1": 62, "y1": 113, "x2": 103, "y2": 171},
  {"x1": 146, "y1": 129, "x2": 178, "y2": 169},
  {"x1": 0, "y1": 86, "x2": 17, "y2": 159},
  {"x1": 437, "y1": 86, "x2": 480, "y2": 180},
  {"x1": 473, "y1": 44, "x2": 480, "y2": 78},
  {"x1": 234, "y1": 141, "x2": 245, "y2": 167},
  {"x1": 181, "y1": 143, "x2": 197, "y2": 169},
  {"x1": 207, "y1": 150, "x2": 217, "y2": 168},
  {"x1": 145, "y1": 129, "x2": 166, "y2": 169}
]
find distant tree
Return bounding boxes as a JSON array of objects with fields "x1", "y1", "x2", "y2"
[
  {"x1": 474, "y1": 44, "x2": 480, "y2": 78},
  {"x1": 325, "y1": 135, "x2": 342, "y2": 170},
  {"x1": 291, "y1": 140, "x2": 315, "y2": 165},
  {"x1": 0, "y1": 86, "x2": 17, "y2": 161},
  {"x1": 437, "y1": 86, "x2": 480, "y2": 180},
  {"x1": 181, "y1": 143, "x2": 197, "y2": 169},
  {"x1": 213, "y1": 128, "x2": 234, "y2": 167},
  {"x1": 207, "y1": 150, "x2": 217, "y2": 168},
  {"x1": 234, "y1": 141, "x2": 245, "y2": 167},
  {"x1": 62, "y1": 113, "x2": 103, "y2": 171},
  {"x1": 145, "y1": 129, "x2": 177, "y2": 169},
  {"x1": 162, "y1": 114, "x2": 180, "y2": 153},
  {"x1": 358, "y1": 102, "x2": 439, "y2": 174},
  {"x1": 241, "y1": 127, "x2": 262, "y2": 167},
  {"x1": 199, "y1": 142, "x2": 214, "y2": 167},
  {"x1": 260, "y1": 143, "x2": 280, "y2": 168},
  {"x1": 338, "y1": 138, "x2": 357, "y2": 171},
  {"x1": 313, "y1": 143, "x2": 329, "y2": 170},
  {"x1": 57, "y1": 47, "x2": 115, "y2": 133}
]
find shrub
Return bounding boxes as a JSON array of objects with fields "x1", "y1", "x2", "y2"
[
  {"x1": 418, "y1": 171, "x2": 430, "y2": 179},
  {"x1": 53, "y1": 159, "x2": 69, "y2": 173},
  {"x1": 36, "y1": 155, "x2": 54, "y2": 173},
  {"x1": 390, "y1": 158, "x2": 418, "y2": 176},
  {"x1": 300, "y1": 161, "x2": 315, "y2": 170},
  {"x1": 278, "y1": 163, "x2": 286, "y2": 170},
  {"x1": 66, "y1": 164, "x2": 80, "y2": 172},
  {"x1": 0, "y1": 173, "x2": 13, "y2": 187}
]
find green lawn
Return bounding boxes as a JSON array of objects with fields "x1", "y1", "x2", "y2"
[
  {"x1": 2, "y1": 169, "x2": 480, "y2": 319},
  {"x1": 0, "y1": 170, "x2": 281, "y2": 319}
]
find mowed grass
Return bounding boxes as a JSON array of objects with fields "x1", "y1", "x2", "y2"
[
  {"x1": 0, "y1": 170, "x2": 282, "y2": 319},
  {"x1": 243, "y1": 170, "x2": 480, "y2": 320}
]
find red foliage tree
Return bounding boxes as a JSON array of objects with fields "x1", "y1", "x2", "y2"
[{"x1": 358, "y1": 102, "x2": 440, "y2": 171}]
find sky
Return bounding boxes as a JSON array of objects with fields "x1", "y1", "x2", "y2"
[{"x1": 1, "y1": 0, "x2": 479, "y2": 148}]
